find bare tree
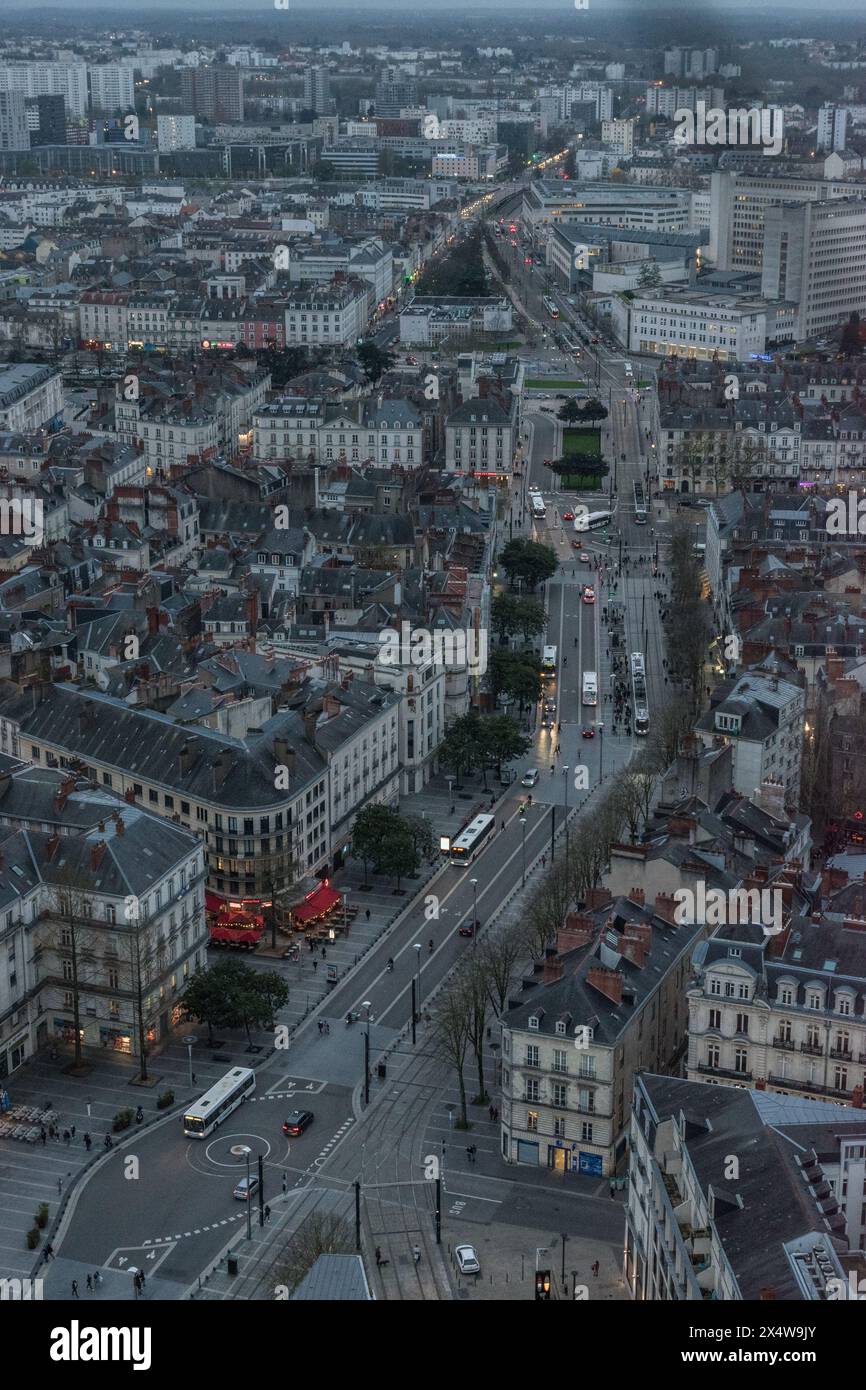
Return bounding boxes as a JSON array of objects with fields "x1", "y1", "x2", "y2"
[
  {"x1": 477, "y1": 928, "x2": 525, "y2": 1018},
  {"x1": 274, "y1": 1211, "x2": 354, "y2": 1294},
  {"x1": 42, "y1": 872, "x2": 99, "y2": 1072},
  {"x1": 432, "y1": 977, "x2": 473, "y2": 1129},
  {"x1": 463, "y1": 958, "x2": 491, "y2": 1105}
]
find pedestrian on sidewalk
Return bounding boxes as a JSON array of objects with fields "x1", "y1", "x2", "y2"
[
  {"x1": 40, "y1": 1127, "x2": 47, "y2": 1145},
  {"x1": 70, "y1": 1125, "x2": 76, "y2": 1139},
  {"x1": 609, "y1": 1177, "x2": 616, "y2": 1198},
  {"x1": 44, "y1": 1243, "x2": 54, "y2": 1260},
  {"x1": 466, "y1": 1146, "x2": 473, "y2": 1164},
  {"x1": 541, "y1": 855, "x2": 546, "y2": 868},
  {"x1": 365, "y1": 909, "x2": 371, "y2": 921},
  {"x1": 488, "y1": 1103, "x2": 495, "y2": 1121},
  {"x1": 264, "y1": 1205, "x2": 271, "y2": 1223},
  {"x1": 57, "y1": 1176, "x2": 63, "y2": 1196},
  {"x1": 317, "y1": 1020, "x2": 323, "y2": 1034},
  {"x1": 63, "y1": 1129, "x2": 70, "y2": 1146},
  {"x1": 94, "y1": 1271, "x2": 102, "y2": 1288},
  {"x1": 324, "y1": 1021, "x2": 330, "y2": 1035},
  {"x1": 83, "y1": 1132, "x2": 91, "y2": 1151},
  {"x1": 592, "y1": 1260, "x2": 600, "y2": 1278},
  {"x1": 71, "y1": 1280, "x2": 79, "y2": 1298},
  {"x1": 412, "y1": 1245, "x2": 421, "y2": 1266},
  {"x1": 86, "y1": 1274, "x2": 92, "y2": 1293},
  {"x1": 282, "y1": 1173, "x2": 288, "y2": 1195},
  {"x1": 321, "y1": 946, "x2": 326, "y2": 959},
  {"x1": 312, "y1": 959, "x2": 318, "y2": 972}
]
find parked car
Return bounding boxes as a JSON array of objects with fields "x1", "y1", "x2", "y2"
[
  {"x1": 455, "y1": 1244, "x2": 481, "y2": 1275},
  {"x1": 282, "y1": 1110, "x2": 314, "y2": 1137},
  {"x1": 522, "y1": 768, "x2": 539, "y2": 787},
  {"x1": 233, "y1": 1175, "x2": 260, "y2": 1201}
]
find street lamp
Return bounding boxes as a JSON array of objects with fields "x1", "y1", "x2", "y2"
[
  {"x1": 520, "y1": 808, "x2": 527, "y2": 886},
  {"x1": 232, "y1": 1144, "x2": 253, "y2": 1240},
  {"x1": 184, "y1": 1034, "x2": 197, "y2": 1088},
  {"x1": 413, "y1": 942, "x2": 422, "y2": 1043},
  {"x1": 562, "y1": 767, "x2": 570, "y2": 870},
  {"x1": 362, "y1": 1001, "x2": 373, "y2": 1105},
  {"x1": 598, "y1": 723, "x2": 604, "y2": 782},
  {"x1": 447, "y1": 775, "x2": 454, "y2": 813},
  {"x1": 470, "y1": 878, "x2": 478, "y2": 944}
]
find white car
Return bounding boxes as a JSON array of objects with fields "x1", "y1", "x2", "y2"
[
  {"x1": 521, "y1": 768, "x2": 539, "y2": 787},
  {"x1": 455, "y1": 1244, "x2": 480, "y2": 1276}
]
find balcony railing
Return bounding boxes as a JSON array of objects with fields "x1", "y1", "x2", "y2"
[
  {"x1": 697, "y1": 1063, "x2": 752, "y2": 1082},
  {"x1": 799, "y1": 1042, "x2": 822, "y2": 1055},
  {"x1": 830, "y1": 1047, "x2": 853, "y2": 1061},
  {"x1": 773, "y1": 1036, "x2": 795, "y2": 1050}
]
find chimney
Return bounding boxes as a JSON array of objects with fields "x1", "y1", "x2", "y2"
[
  {"x1": 654, "y1": 891, "x2": 681, "y2": 925},
  {"x1": 620, "y1": 922, "x2": 652, "y2": 968},
  {"x1": 586, "y1": 887, "x2": 612, "y2": 911},
  {"x1": 586, "y1": 964, "x2": 623, "y2": 1005},
  {"x1": 179, "y1": 740, "x2": 194, "y2": 775},
  {"x1": 147, "y1": 606, "x2": 160, "y2": 635},
  {"x1": 303, "y1": 708, "x2": 319, "y2": 742},
  {"x1": 44, "y1": 834, "x2": 60, "y2": 862},
  {"x1": 273, "y1": 735, "x2": 290, "y2": 766},
  {"x1": 125, "y1": 787, "x2": 136, "y2": 804},
  {"x1": 114, "y1": 813, "x2": 125, "y2": 836},
  {"x1": 629, "y1": 887, "x2": 645, "y2": 906},
  {"x1": 560, "y1": 915, "x2": 595, "y2": 951},
  {"x1": 542, "y1": 947, "x2": 563, "y2": 984},
  {"x1": 852, "y1": 1085, "x2": 864, "y2": 1110},
  {"x1": 90, "y1": 841, "x2": 106, "y2": 871}
]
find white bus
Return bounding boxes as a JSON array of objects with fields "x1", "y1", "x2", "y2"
[
  {"x1": 541, "y1": 644, "x2": 557, "y2": 678},
  {"x1": 633, "y1": 479, "x2": 647, "y2": 525},
  {"x1": 575, "y1": 511, "x2": 612, "y2": 532},
  {"x1": 182, "y1": 1067, "x2": 256, "y2": 1138},
  {"x1": 450, "y1": 813, "x2": 496, "y2": 866},
  {"x1": 529, "y1": 492, "x2": 546, "y2": 520},
  {"x1": 631, "y1": 651, "x2": 649, "y2": 735},
  {"x1": 624, "y1": 360, "x2": 634, "y2": 378},
  {"x1": 582, "y1": 671, "x2": 598, "y2": 707}
]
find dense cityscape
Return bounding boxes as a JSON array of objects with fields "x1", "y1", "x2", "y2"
[{"x1": 0, "y1": 0, "x2": 864, "y2": 1350}]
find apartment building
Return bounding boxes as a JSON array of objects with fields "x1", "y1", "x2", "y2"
[
  {"x1": 0, "y1": 765, "x2": 208, "y2": 1076},
  {"x1": 500, "y1": 900, "x2": 708, "y2": 1178},
  {"x1": 287, "y1": 237, "x2": 394, "y2": 302},
  {"x1": 709, "y1": 169, "x2": 858, "y2": 273},
  {"x1": 0, "y1": 92, "x2": 29, "y2": 153},
  {"x1": 181, "y1": 66, "x2": 244, "y2": 123},
  {"x1": 78, "y1": 291, "x2": 129, "y2": 351},
  {"x1": 687, "y1": 911, "x2": 866, "y2": 1107},
  {"x1": 157, "y1": 114, "x2": 196, "y2": 153},
  {"x1": 88, "y1": 66, "x2": 135, "y2": 114},
  {"x1": 281, "y1": 280, "x2": 373, "y2": 347},
  {"x1": 0, "y1": 682, "x2": 330, "y2": 905},
  {"x1": 626, "y1": 1075, "x2": 861, "y2": 1300},
  {"x1": 445, "y1": 390, "x2": 516, "y2": 478},
  {"x1": 0, "y1": 364, "x2": 63, "y2": 432},
  {"x1": 254, "y1": 396, "x2": 423, "y2": 468},
  {"x1": 0, "y1": 64, "x2": 89, "y2": 120},
  {"x1": 694, "y1": 668, "x2": 805, "y2": 806}
]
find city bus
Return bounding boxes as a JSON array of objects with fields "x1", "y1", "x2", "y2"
[
  {"x1": 574, "y1": 510, "x2": 612, "y2": 532},
  {"x1": 450, "y1": 813, "x2": 496, "y2": 866},
  {"x1": 624, "y1": 361, "x2": 634, "y2": 379},
  {"x1": 541, "y1": 644, "x2": 558, "y2": 678},
  {"x1": 182, "y1": 1067, "x2": 256, "y2": 1139},
  {"x1": 529, "y1": 492, "x2": 547, "y2": 520},
  {"x1": 542, "y1": 295, "x2": 559, "y2": 320},
  {"x1": 582, "y1": 671, "x2": 598, "y2": 707},
  {"x1": 633, "y1": 479, "x2": 647, "y2": 525},
  {"x1": 631, "y1": 651, "x2": 649, "y2": 735}
]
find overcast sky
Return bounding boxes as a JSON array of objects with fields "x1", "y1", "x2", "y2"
[{"x1": 6, "y1": 0, "x2": 866, "y2": 10}]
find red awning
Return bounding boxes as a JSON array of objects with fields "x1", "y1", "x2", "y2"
[
  {"x1": 205, "y1": 892, "x2": 225, "y2": 914},
  {"x1": 210, "y1": 924, "x2": 263, "y2": 945},
  {"x1": 291, "y1": 883, "x2": 342, "y2": 925}
]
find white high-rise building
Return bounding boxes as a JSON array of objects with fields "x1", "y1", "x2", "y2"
[
  {"x1": 763, "y1": 196, "x2": 866, "y2": 340},
  {"x1": 89, "y1": 66, "x2": 136, "y2": 114},
  {"x1": 0, "y1": 63, "x2": 88, "y2": 119},
  {"x1": 601, "y1": 118, "x2": 635, "y2": 161},
  {"x1": 156, "y1": 113, "x2": 196, "y2": 152},
  {"x1": 817, "y1": 103, "x2": 849, "y2": 153},
  {"x1": 0, "y1": 90, "x2": 29, "y2": 152}
]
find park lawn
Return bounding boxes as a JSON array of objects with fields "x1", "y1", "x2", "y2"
[
  {"x1": 561, "y1": 427, "x2": 602, "y2": 457},
  {"x1": 525, "y1": 378, "x2": 586, "y2": 390}
]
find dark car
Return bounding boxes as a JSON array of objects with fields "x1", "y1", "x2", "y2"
[
  {"x1": 581, "y1": 724, "x2": 595, "y2": 739},
  {"x1": 282, "y1": 1110, "x2": 314, "y2": 1137},
  {"x1": 459, "y1": 918, "x2": 481, "y2": 938}
]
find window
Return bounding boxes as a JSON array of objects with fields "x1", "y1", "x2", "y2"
[
  {"x1": 735, "y1": 1013, "x2": 749, "y2": 1036},
  {"x1": 708, "y1": 1008, "x2": 721, "y2": 1030},
  {"x1": 552, "y1": 1082, "x2": 567, "y2": 1108},
  {"x1": 581, "y1": 1122, "x2": 593, "y2": 1142},
  {"x1": 525, "y1": 1045, "x2": 539, "y2": 1067},
  {"x1": 707, "y1": 1044, "x2": 720, "y2": 1067},
  {"x1": 552, "y1": 1049, "x2": 568, "y2": 1073},
  {"x1": 526, "y1": 1110, "x2": 538, "y2": 1132},
  {"x1": 525, "y1": 1078, "x2": 539, "y2": 1102},
  {"x1": 734, "y1": 1048, "x2": 748, "y2": 1074}
]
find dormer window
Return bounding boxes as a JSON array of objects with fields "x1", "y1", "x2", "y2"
[
  {"x1": 555, "y1": 1020, "x2": 566, "y2": 1036},
  {"x1": 528, "y1": 1015, "x2": 540, "y2": 1031}
]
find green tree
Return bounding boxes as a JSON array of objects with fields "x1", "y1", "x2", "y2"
[
  {"x1": 487, "y1": 650, "x2": 542, "y2": 713},
  {"x1": 499, "y1": 537, "x2": 558, "y2": 592},
  {"x1": 376, "y1": 821, "x2": 419, "y2": 889},
  {"x1": 557, "y1": 397, "x2": 584, "y2": 424},
  {"x1": 357, "y1": 342, "x2": 396, "y2": 384},
  {"x1": 181, "y1": 959, "x2": 250, "y2": 1046},
  {"x1": 579, "y1": 398, "x2": 609, "y2": 425},
  {"x1": 351, "y1": 804, "x2": 399, "y2": 884}
]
